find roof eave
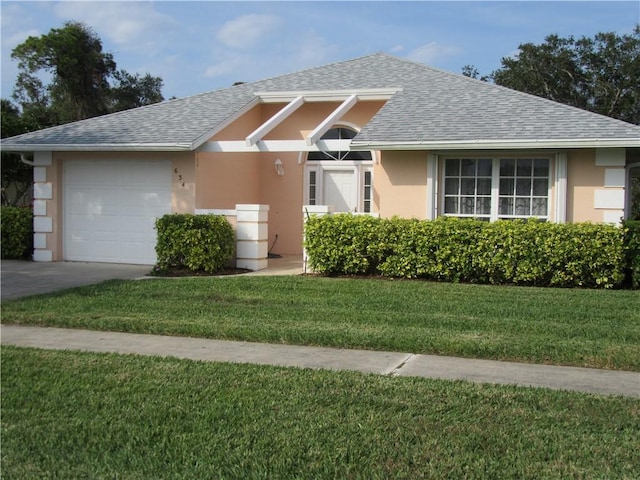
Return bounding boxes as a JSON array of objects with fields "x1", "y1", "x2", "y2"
[
  {"x1": 0, "y1": 143, "x2": 194, "y2": 153},
  {"x1": 351, "y1": 138, "x2": 640, "y2": 151}
]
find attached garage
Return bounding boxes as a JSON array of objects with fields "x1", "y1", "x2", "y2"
[{"x1": 63, "y1": 159, "x2": 172, "y2": 265}]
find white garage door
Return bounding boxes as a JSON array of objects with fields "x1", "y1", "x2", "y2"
[{"x1": 64, "y1": 159, "x2": 172, "y2": 265}]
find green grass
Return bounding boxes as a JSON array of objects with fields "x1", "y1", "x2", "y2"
[
  {"x1": 2, "y1": 276, "x2": 639, "y2": 370},
  {"x1": 2, "y1": 346, "x2": 639, "y2": 479}
]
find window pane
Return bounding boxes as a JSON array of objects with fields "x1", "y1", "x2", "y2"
[
  {"x1": 532, "y1": 198, "x2": 547, "y2": 216},
  {"x1": 476, "y1": 197, "x2": 491, "y2": 215},
  {"x1": 310, "y1": 151, "x2": 336, "y2": 161},
  {"x1": 339, "y1": 128, "x2": 357, "y2": 139},
  {"x1": 461, "y1": 178, "x2": 476, "y2": 195},
  {"x1": 500, "y1": 178, "x2": 514, "y2": 195},
  {"x1": 516, "y1": 178, "x2": 532, "y2": 196},
  {"x1": 446, "y1": 159, "x2": 460, "y2": 176},
  {"x1": 515, "y1": 198, "x2": 531, "y2": 215},
  {"x1": 533, "y1": 178, "x2": 548, "y2": 196},
  {"x1": 461, "y1": 159, "x2": 476, "y2": 176},
  {"x1": 322, "y1": 128, "x2": 340, "y2": 139},
  {"x1": 461, "y1": 197, "x2": 475, "y2": 214},
  {"x1": 344, "y1": 151, "x2": 372, "y2": 161},
  {"x1": 445, "y1": 178, "x2": 459, "y2": 195},
  {"x1": 500, "y1": 159, "x2": 515, "y2": 176},
  {"x1": 517, "y1": 158, "x2": 532, "y2": 176},
  {"x1": 309, "y1": 171, "x2": 317, "y2": 205},
  {"x1": 533, "y1": 159, "x2": 549, "y2": 177},
  {"x1": 477, "y1": 159, "x2": 492, "y2": 176},
  {"x1": 477, "y1": 178, "x2": 491, "y2": 195},
  {"x1": 444, "y1": 197, "x2": 458, "y2": 214},
  {"x1": 499, "y1": 197, "x2": 513, "y2": 215}
]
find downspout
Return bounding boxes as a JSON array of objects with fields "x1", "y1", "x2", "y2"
[{"x1": 20, "y1": 154, "x2": 35, "y2": 166}]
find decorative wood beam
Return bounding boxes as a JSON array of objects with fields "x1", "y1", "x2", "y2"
[
  {"x1": 306, "y1": 94, "x2": 358, "y2": 146},
  {"x1": 245, "y1": 96, "x2": 305, "y2": 146}
]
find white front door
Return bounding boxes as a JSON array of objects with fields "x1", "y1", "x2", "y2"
[{"x1": 323, "y1": 169, "x2": 356, "y2": 212}]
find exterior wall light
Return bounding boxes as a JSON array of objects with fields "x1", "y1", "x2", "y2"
[{"x1": 274, "y1": 158, "x2": 285, "y2": 176}]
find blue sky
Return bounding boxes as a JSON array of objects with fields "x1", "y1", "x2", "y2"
[{"x1": 1, "y1": 1, "x2": 639, "y2": 101}]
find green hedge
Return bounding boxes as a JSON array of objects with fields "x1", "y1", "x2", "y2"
[
  {"x1": 155, "y1": 214, "x2": 235, "y2": 274},
  {"x1": 304, "y1": 215, "x2": 627, "y2": 289},
  {"x1": 1, "y1": 206, "x2": 33, "y2": 259},
  {"x1": 623, "y1": 220, "x2": 640, "y2": 288}
]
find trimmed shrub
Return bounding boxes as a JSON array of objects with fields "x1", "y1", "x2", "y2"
[
  {"x1": 155, "y1": 214, "x2": 235, "y2": 274},
  {"x1": 304, "y1": 214, "x2": 382, "y2": 275},
  {"x1": 623, "y1": 220, "x2": 640, "y2": 289},
  {"x1": 305, "y1": 215, "x2": 626, "y2": 288},
  {"x1": 1, "y1": 206, "x2": 33, "y2": 259}
]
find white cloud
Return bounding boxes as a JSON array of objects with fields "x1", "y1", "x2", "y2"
[
  {"x1": 406, "y1": 42, "x2": 462, "y2": 65},
  {"x1": 389, "y1": 45, "x2": 405, "y2": 53},
  {"x1": 216, "y1": 14, "x2": 283, "y2": 50},
  {"x1": 289, "y1": 31, "x2": 338, "y2": 68},
  {"x1": 204, "y1": 57, "x2": 244, "y2": 79}
]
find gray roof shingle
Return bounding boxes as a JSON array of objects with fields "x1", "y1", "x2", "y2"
[{"x1": 2, "y1": 53, "x2": 639, "y2": 151}]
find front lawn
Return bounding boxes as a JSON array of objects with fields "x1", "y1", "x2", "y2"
[
  {"x1": 2, "y1": 276, "x2": 639, "y2": 370},
  {"x1": 2, "y1": 346, "x2": 638, "y2": 479}
]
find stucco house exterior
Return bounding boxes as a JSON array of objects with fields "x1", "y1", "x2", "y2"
[{"x1": 2, "y1": 53, "x2": 639, "y2": 268}]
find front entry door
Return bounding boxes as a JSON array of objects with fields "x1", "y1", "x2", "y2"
[{"x1": 323, "y1": 169, "x2": 356, "y2": 212}]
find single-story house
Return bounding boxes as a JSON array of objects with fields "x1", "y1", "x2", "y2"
[{"x1": 2, "y1": 53, "x2": 639, "y2": 268}]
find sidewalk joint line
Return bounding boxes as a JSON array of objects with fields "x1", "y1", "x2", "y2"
[{"x1": 389, "y1": 353, "x2": 415, "y2": 376}]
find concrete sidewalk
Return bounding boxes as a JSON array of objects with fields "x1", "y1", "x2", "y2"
[{"x1": 2, "y1": 324, "x2": 638, "y2": 398}]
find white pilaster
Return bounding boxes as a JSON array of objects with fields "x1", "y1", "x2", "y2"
[
  {"x1": 32, "y1": 152, "x2": 53, "y2": 261},
  {"x1": 554, "y1": 153, "x2": 567, "y2": 223},
  {"x1": 235, "y1": 204, "x2": 269, "y2": 271}
]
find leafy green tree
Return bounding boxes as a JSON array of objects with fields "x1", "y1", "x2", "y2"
[
  {"x1": 491, "y1": 26, "x2": 640, "y2": 125},
  {"x1": 11, "y1": 21, "x2": 164, "y2": 125},
  {"x1": 110, "y1": 70, "x2": 164, "y2": 112},
  {"x1": 1, "y1": 100, "x2": 34, "y2": 206}
]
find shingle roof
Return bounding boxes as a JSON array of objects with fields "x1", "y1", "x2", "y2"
[{"x1": 2, "y1": 53, "x2": 639, "y2": 151}]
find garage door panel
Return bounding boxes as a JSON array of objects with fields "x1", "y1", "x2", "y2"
[{"x1": 64, "y1": 159, "x2": 172, "y2": 265}]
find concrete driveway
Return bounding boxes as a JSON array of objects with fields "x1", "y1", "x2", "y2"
[{"x1": 1, "y1": 260, "x2": 152, "y2": 301}]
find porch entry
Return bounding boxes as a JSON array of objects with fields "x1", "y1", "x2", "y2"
[{"x1": 305, "y1": 126, "x2": 373, "y2": 213}]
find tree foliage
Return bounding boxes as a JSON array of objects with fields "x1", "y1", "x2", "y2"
[
  {"x1": 491, "y1": 26, "x2": 640, "y2": 125},
  {"x1": 1, "y1": 100, "x2": 35, "y2": 206},
  {"x1": 10, "y1": 21, "x2": 164, "y2": 125}
]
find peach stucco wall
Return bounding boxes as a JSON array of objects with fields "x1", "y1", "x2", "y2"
[
  {"x1": 375, "y1": 151, "x2": 428, "y2": 219},
  {"x1": 566, "y1": 149, "x2": 604, "y2": 223}
]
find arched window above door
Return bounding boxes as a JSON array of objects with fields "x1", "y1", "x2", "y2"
[{"x1": 307, "y1": 127, "x2": 372, "y2": 161}]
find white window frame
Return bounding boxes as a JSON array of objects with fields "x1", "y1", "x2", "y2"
[
  {"x1": 440, "y1": 155, "x2": 552, "y2": 221},
  {"x1": 304, "y1": 161, "x2": 373, "y2": 213}
]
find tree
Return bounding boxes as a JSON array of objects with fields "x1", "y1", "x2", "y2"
[
  {"x1": 491, "y1": 26, "x2": 640, "y2": 125},
  {"x1": 10, "y1": 21, "x2": 164, "y2": 125},
  {"x1": 110, "y1": 70, "x2": 164, "y2": 112},
  {"x1": 461, "y1": 65, "x2": 489, "y2": 82},
  {"x1": 1, "y1": 100, "x2": 34, "y2": 206}
]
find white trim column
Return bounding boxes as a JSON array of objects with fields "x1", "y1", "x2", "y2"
[
  {"x1": 32, "y1": 152, "x2": 53, "y2": 262},
  {"x1": 595, "y1": 148, "x2": 626, "y2": 224},
  {"x1": 426, "y1": 153, "x2": 438, "y2": 220},
  {"x1": 235, "y1": 204, "x2": 269, "y2": 271},
  {"x1": 554, "y1": 153, "x2": 567, "y2": 223}
]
